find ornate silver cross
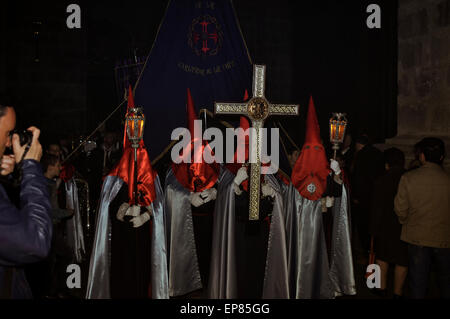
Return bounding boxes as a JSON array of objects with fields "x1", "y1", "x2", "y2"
[{"x1": 215, "y1": 64, "x2": 299, "y2": 220}]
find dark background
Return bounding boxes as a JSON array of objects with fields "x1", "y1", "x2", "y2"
[{"x1": 0, "y1": 0, "x2": 397, "y2": 151}]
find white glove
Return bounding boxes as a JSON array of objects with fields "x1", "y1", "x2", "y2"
[
  {"x1": 130, "y1": 212, "x2": 151, "y2": 228},
  {"x1": 190, "y1": 192, "x2": 205, "y2": 207},
  {"x1": 330, "y1": 159, "x2": 341, "y2": 175},
  {"x1": 261, "y1": 183, "x2": 276, "y2": 198},
  {"x1": 326, "y1": 196, "x2": 335, "y2": 208},
  {"x1": 321, "y1": 198, "x2": 328, "y2": 213},
  {"x1": 201, "y1": 188, "x2": 217, "y2": 203},
  {"x1": 233, "y1": 183, "x2": 243, "y2": 196},
  {"x1": 125, "y1": 205, "x2": 141, "y2": 217},
  {"x1": 233, "y1": 167, "x2": 248, "y2": 186},
  {"x1": 116, "y1": 202, "x2": 130, "y2": 221}
]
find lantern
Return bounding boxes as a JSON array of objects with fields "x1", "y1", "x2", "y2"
[
  {"x1": 329, "y1": 113, "x2": 348, "y2": 159},
  {"x1": 125, "y1": 106, "x2": 145, "y2": 205},
  {"x1": 125, "y1": 107, "x2": 145, "y2": 150}
]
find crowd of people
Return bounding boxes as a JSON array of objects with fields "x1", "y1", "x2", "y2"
[
  {"x1": 0, "y1": 96, "x2": 449, "y2": 299},
  {"x1": 348, "y1": 135, "x2": 449, "y2": 299}
]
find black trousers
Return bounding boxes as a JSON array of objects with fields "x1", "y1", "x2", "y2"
[
  {"x1": 408, "y1": 244, "x2": 450, "y2": 299},
  {"x1": 352, "y1": 202, "x2": 370, "y2": 254}
]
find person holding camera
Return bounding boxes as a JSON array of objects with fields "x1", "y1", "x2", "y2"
[{"x1": 0, "y1": 103, "x2": 52, "y2": 299}]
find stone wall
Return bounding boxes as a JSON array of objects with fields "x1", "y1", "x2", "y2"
[{"x1": 384, "y1": 0, "x2": 450, "y2": 171}]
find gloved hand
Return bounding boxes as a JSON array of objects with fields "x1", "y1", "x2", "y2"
[
  {"x1": 125, "y1": 205, "x2": 141, "y2": 217},
  {"x1": 130, "y1": 212, "x2": 151, "y2": 228},
  {"x1": 233, "y1": 183, "x2": 243, "y2": 196},
  {"x1": 190, "y1": 192, "x2": 205, "y2": 207},
  {"x1": 233, "y1": 167, "x2": 248, "y2": 187},
  {"x1": 326, "y1": 196, "x2": 335, "y2": 208},
  {"x1": 261, "y1": 183, "x2": 276, "y2": 198},
  {"x1": 201, "y1": 187, "x2": 217, "y2": 203},
  {"x1": 116, "y1": 202, "x2": 130, "y2": 221},
  {"x1": 321, "y1": 198, "x2": 328, "y2": 213},
  {"x1": 330, "y1": 159, "x2": 341, "y2": 175}
]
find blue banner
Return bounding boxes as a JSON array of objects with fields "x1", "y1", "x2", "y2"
[{"x1": 134, "y1": 0, "x2": 252, "y2": 161}]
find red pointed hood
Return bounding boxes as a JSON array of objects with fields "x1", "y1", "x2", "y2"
[
  {"x1": 225, "y1": 90, "x2": 251, "y2": 191},
  {"x1": 109, "y1": 86, "x2": 157, "y2": 206},
  {"x1": 186, "y1": 88, "x2": 197, "y2": 135},
  {"x1": 127, "y1": 84, "x2": 135, "y2": 108},
  {"x1": 291, "y1": 96, "x2": 330, "y2": 201},
  {"x1": 172, "y1": 88, "x2": 220, "y2": 192},
  {"x1": 304, "y1": 96, "x2": 322, "y2": 144},
  {"x1": 226, "y1": 90, "x2": 250, "y2": 174}
]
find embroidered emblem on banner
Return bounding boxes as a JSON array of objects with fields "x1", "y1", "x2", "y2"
[{"x1": 188, "y1": 15, "x2": 223, "y2": 56}]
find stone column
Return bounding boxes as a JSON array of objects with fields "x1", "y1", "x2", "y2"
[{"x1": 383, "y1": 0, "x2": 450, "y2": 172}]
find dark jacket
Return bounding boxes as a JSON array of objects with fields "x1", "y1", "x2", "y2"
[
  {"x1": 369, "y1": 166, "x2": 405, "y2": 239},
  {"x1": 0, "y1": 160, "x2": 52, "y2": 298},
  {"x1": 351, "y1": 144, "x2": 385, "y2": 206}
]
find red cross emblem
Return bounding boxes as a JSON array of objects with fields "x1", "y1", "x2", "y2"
[{"x1": 189, "y1": 15, "x2": 223, "y2": 56}]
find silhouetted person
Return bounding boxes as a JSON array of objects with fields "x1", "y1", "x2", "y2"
[
  {"x1": 369, "y1": 148, "x2": 408, "y2": 298},
  {"x1": 351, "y1": 134, "x2": 385, "y2": 259}
]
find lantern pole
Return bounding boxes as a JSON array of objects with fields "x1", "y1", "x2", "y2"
[
  {"x1": 332, "y1": 143, "x2": 339, "y2": 160},
  {"x1": 126, "y1": 107, "x2": 145, "y2": 206},
  {"x1": 134, "y1": 146, "x2": 138, "y2": 205}
]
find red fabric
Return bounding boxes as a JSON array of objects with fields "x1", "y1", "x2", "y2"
[
  {"x1": 186, "y1": 88, "x2": 197, "y2": 135},
  {"x1": 109, "y1": 140, "x2": 157, "y2": 206},
  {"x1": 173, "y1": 88, "x2": 219, "y2": 192},
  {"x1": 226, "y1": 116, "x2": 250, "y2": 191},
  {"x1": 278, "y1": 171, "x2": 291, "y2": 186},
  {"x1": 243, "y1": 89, "x2": 249, "y2": 101},
  {"x1": 59, "y1": 163, "x2": 75, "y2": 182},
  {"x1": 291, "y1": 96, "x2": 330, "y2": 201},
  {"x1": 109, "y1": 87, "x2": 157, "y2": 206},
  {"x1": 225, "y1": 90, "x2": 251, "y2": 191},
  {"x1": 171, "y1": 139, "x2": 220, "y2": 192}
]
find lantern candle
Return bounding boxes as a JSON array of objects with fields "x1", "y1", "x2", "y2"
[
  {"x1": 125, "y1": 106, "x2": 146, "y2": 204},
  {"x1": 329, "y1": 113, "x2": 348, "y2": 159}
]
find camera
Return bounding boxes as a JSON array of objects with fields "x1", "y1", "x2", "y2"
[{"x1": 12, "y1": 129, "x2": 33, "y2": 146}]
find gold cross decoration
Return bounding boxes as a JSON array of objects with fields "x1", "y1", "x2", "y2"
[{"x1": 214, "y1": 64, "x2": 299, "y2": 220}]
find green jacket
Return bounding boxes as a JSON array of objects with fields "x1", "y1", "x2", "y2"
[{"x1": 394, "y1": 162, "x2": 450, "y2": 248}]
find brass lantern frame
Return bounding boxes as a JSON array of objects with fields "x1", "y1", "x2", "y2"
[{"x1": 329, "y1": 113, "x2": 348, "y2": 159}]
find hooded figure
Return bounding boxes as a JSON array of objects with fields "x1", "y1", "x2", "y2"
[
  {"x1": 284, "y1": 96, "x2": 355, "y2": 298},
  {"x1": 85, "y1": 86, "x2": 169, "y2": 299},
  {"x1": 207, "y1": 91, "x2": 291, "y2": 299},
  {"x1": 164, "y1": 88, "x2": 222, "y2": 297}
]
